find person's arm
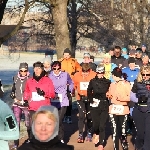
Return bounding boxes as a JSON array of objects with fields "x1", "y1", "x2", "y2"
[
  {"x1": 23, "y1": 80, "x2": 30, "y2": 101},
  {"x1": 87, "y1": 80, "x2": 94, "y2": 103},
  {"x1": 67, "y1": 73, "x2": 74, "y2": 93},
  {"x1": 0, "y1": 100, "x2": 19, "y2": 140},
  {"x1": 75, "y1": 60, "x2": 81, "y2": 72},
  {"x1": 45, "y1": 78, "x2": 55, "y2": 98}
]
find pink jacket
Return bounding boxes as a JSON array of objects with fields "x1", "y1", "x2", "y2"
[
  {"x1": 24, "y1": 76, "x2": 55, "y2": 111},
  {"x1": 107, "y1": 80, "x2": 131, "y2": 115}
]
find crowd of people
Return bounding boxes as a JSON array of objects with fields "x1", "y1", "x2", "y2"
[{"x1": 0, "y1": 44, "x2": 150, "y2": 150}]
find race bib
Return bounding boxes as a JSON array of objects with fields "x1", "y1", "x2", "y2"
[
  {"x1": 111, "y1": 104, "x2": 124, "y2": 114},
  {"x1": 80, "y1": 82, "x2": 89, "y2": 90},
  {"x1": 51, "y1": 93, "x2": 62, "y2": 102},
  {"x1": 32, "y1": 92, "x2": 45, "y2": 101}
]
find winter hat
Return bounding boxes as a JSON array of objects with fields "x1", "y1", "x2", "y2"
[
  {"x1": 83, "y1": 52, "x2": 90, "y2": 58},
  {"x1": 122, "y1": 48, "x2": 127, "y2": 52},
  {"x1": 96, "y1": 65, "x2": 105, "y2": 73},
  {"x1": 63, "y1": 48, "x2": 72, "y2": 55},
  {"x1": 33, "y1": 61, "x2": 44, "y2": 70},
  {"x1": 43, "y1": 57, "x2": 52, "y2": 64},
  {"x1": 128, "y1": 57, "x2": 135, "y2": 64},
  {"x1": 19, "y1": 62, "x2": 28, "y2": 70},
  {"x1": 32, "y1": 105, "x2": 59, "y2": 142},
  {"x1": 142, "y1": 44, "x2": 146, "y2": 47}
]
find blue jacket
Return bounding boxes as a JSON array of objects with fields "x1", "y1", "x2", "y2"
[
  {"x1": 122, "y1": 67, "x2": 139, "y2": 83},
  {"x1": 0, "y1": 99, "x2": 19, "y2": 150}
]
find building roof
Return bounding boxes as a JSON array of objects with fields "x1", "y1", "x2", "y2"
[{"x1": 0, "y1": 25, "x2": 29, "y2": 38}]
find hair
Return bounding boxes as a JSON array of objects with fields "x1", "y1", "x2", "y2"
[
  {"x1": 112, "y1": 67, "x2": 127, "y2": 80},
  {"x1": 51, "y1": 61, "x2": 61, "y2": 68},
  {"x1": 32, "y1": 110, "x2": 57, "y2": 122},
  {"x1": 33, "y1": 61, "x2": 44, "y2": 68},
  {"x1": 82, "y1": 63, "x2": 90, "y2": 71},
  {"x1": 90, "y1": 55, "x2": 94, "y2": 61},
  {"x1": 137, "y1": 65, "x2": 150, "y2": 82},
  {"x1": 114, "y1": 46, "x2": 121, "y2": 51}
]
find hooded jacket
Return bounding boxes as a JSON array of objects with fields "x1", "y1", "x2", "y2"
[
  {"x1": 0, "y1": 99, "x2": 19, "y2": 150},
  {"x1": 18, "y1": 105, "x2": 74, "y2": 150}
]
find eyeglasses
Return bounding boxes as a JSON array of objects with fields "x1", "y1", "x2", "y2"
[
  {"x1": 20, "y1": 70, "x2": 27, "y2": 72},
  {"x1": 142, "y1": 74, "x2": 150, "y2": 76},
  {"x1": 53, "y1": 68, "x2": 60, "y2": 70}
]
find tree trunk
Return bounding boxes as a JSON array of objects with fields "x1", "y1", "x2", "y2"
[
  {"x1": 50, "y1": 0, "x2": 71, "y2": 59},
  {"x1": 0, "y1": 0, "x2": 8, "y2": 24}
]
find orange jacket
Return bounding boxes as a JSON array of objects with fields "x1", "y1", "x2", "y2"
[
  {"x1": 107, "y1": 80, "x2": 131, "y2": 115},
  {"x1": 59, "y1": 58, "x2": 81, "y2": 77},
  {"x1": 73, "y1": 70, "x2": 96, "y2": 100}
]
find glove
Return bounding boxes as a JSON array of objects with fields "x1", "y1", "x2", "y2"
[
  {"x1": 23, "y1": 100, "x2": 29, "y2": 107},
  {"x1": 80, "y1": 95, "x2": 88, "y2": 103},
  {"x1": 138, "y1": 95, "x2": 148, "y2": 104},
  {"x1": 10, "y1": 92, "x2": 16, "y2": 99},
  {"x1": 36, "y1": 87, "x2": 45, "y2": 96}
]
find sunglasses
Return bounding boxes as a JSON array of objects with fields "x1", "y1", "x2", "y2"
[
  {"x1": 96, "y1": 72, "x2": 104, "y2": 74},
  {"x1": 53, "y1": 68, "x2": 61, "y2": 70},
  {"x1": 82, "y1": 69, "x2": 90, "y2": 73},
  {"x1": 142, "y1": 74, "x2": 150, "y2": 76},
  {"x1": 20, "y1": 70, "x2": 27, "y2": 72}
]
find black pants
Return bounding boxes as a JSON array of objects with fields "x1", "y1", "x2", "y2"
[
  {"x1": 77, "y1": 100, "x2": 92, "y2": 134},
  {"x1": 58, "y1": 106, "x2": 67, "y2": 140},
  {"x1": 90, "y1": 101, "x2": 109, "y2": 145},
  {"x1": 133, "y1": 107, "x2": 150, "y2": 150},
  {"x1": 109, "y1": 114, "x2": 128, "y2": 150},
  {"x1": 65, "y1": 94, "x2": 72, "y2": 116}
]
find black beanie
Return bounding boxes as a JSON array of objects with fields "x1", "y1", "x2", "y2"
[
  {"x1": 19, "y1": 62, "x2": 28, "y2": 70},
  {"x1": 33, "y1": 61, "x2": 44, "y2": 70},
  {"x1": 128, "y1": 57, "x2": 135, "y2": 64},
  {"x1": 63, "y1": 48, "x2": 72, "y2": 55},
  {"x1": 111, "y1": 67, "x2": 122, "y2": 78}
]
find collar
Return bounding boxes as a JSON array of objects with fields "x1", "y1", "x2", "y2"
[{"x1": 52, "y1": 71, "x2": 62, "y2": 77}]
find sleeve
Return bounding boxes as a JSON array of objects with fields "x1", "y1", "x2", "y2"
[
  {"x1": 0, "y1": 101, "x2": 19, "y2": 140},
  {"x1": 75, "y1": 60, "x2": 81, "y2": 72},
  {"x1": 45, "y1": 79, "x2": 55, "y2": 98},
  {"x1": 23, "y1": 80, "x2": 30, "y2": 101},
  {"x1": 131, "y1": 79, "x2": 137, "y2": 93},
  {"x1": 67, "y1": 73, "x2": 74, "y2": 93},
  {"x1": 87, "y1": 80, "x2": 93, "y2": 103},
  {"x1": 130, "y1": 91, "x2": 138, "y2": 103},
  {"x1": 72, "y1": 73, "x2": 77, "y2": 89}
]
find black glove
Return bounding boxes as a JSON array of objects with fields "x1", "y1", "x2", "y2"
[
  {"x1": 138, "y1": 95, "x2": 148, "y2": 104},
  {"x1": 23, "y1": 100, "x2": 29, "y2": 107},
  {"x1": 36, "y1": 87, "x2": 45, "y2": 96},
  {"x1": 80, "y1": 95, "x2": 88, "y2": 103},
  {"x1": 10, "y1": 92, "x2": 16, "y2": 99}
]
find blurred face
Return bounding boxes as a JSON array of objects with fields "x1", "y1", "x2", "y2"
[
  {"x1": 34, "y1": 114, "x2": 55, "y2": 142},
  {"x1": 96, "y1": 72, "x2": 104, "y2": 78},
  {"x1": 109, "y1": 50, "x2": 114, "y2": 56},
  {"x1": 63, "y1": 53, "x2": 71, "y2": 59},
  {"x1": 90, "y1": 58, "x2": 94, "y2": 63},
  {"x1": 34, "y1": 67, "x2": 43, "y2": 76},
  {"x1": 114, "y1": 49, "x2": 121, "y2": 57},
  {"x1": 83, "y1": 56, "x2": 90, "y2": 63},
  {"x1": 43, "y1": 62, "x2": 51, "y2": 70},
  {"x1": 136, "y1": 52, "x2": 142, "y2": 58},
  {"x1": 131, "y1": 45, "x2": 136, "y2": 50},
  {"x1": 82, "y1": 69, "x2": 90, "y2": 76},
  {"x1": 52, "y1": 65, "x2": 61, "y2": 75},
  {"x1": 19, "y1": 68, "x2": 27, "y2": 77},
  {"x1": 103, "y1": 57, "x2": 111, "y2": 64},
  {"x1": 142, "y1": 46, "x2": 146, "y2": 52},
  {"x1": 142, "y1": 56, "x2": 149, "y2": 65},
  {"x1": 142, "y1": 70, "x2": 150, "y2": 81},
  {"x1": 129, "y1": 63, "x2": 135, "y2": 70}
]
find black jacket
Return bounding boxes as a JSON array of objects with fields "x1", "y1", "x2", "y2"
[
  {"x1": 18, "y1": 136, "x2": 74, "y2": 150},
  {"x1": 87, "y1": 76, "x2": 111, "y2": 103},
  {"x1": 111, "y1": 55, "x2": 125, "y2": 67}
]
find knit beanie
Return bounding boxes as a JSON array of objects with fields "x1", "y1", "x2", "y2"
[
  {"x1": 96, "y1": 66, "x2": 105, "y2": 73},
  {"x1": 43, "y1": 57, "x2": 52, "y2": 64},
  {"x1": 19, "y1": 62, "x2": 28, "y2": 70},
  {"x1": 63, "y1": 48, "x2": 72, "y2": 55},
  {"x1": 32, "y1": 105, "x2": 59, "y2": 142},
  {"x1": 128, "y1": 57, "x2": 135, "y2": 64},
  {"x1": 33, "y1": 61, "x2": 44, "y2": 70}
]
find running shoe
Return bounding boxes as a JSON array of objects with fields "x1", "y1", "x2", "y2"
[
  {"x1": 77, "y1": 134, "x2": 84, "y2": 143},
  {"x1": 67, "y1": 116, "x2": 72, "y2": 124},
  {"x1": 86, "y1": 132, "x2": 92, "y2": 142}
]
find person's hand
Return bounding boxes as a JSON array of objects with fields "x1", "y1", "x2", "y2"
[
  {"x1": 36, "y1": 87, "x2": 45, "y2": 96},
  {"x1": 10, "y1": 92, "x2": 16, "y2": 99}
]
